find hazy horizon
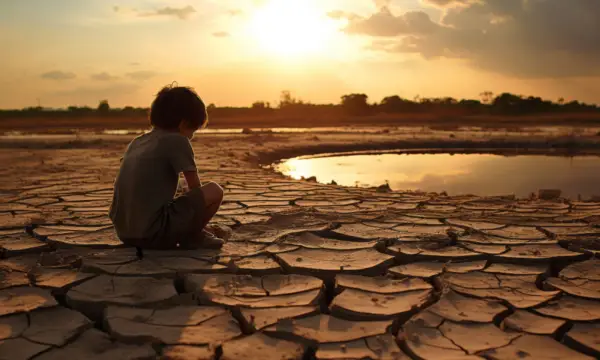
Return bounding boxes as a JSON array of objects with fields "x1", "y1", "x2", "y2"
[{"x1": 1, "y1": 0, "x2": 599, "y2": 109}]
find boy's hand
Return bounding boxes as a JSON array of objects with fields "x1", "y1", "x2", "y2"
[{"x1": 183, "y1": 171, "x2": 201, "y2": 190}]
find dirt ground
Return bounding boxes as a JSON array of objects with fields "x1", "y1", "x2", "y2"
[
  {"x1": 2, "y1": 112, "x2": 600, "y2": 134},
  {"x1": 1, "y1": 128, "x2": 600, "y2": 359}
]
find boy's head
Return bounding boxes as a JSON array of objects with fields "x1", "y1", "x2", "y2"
[{"x1": 150, "y1": 85, "x2": 208, "y2": 139}]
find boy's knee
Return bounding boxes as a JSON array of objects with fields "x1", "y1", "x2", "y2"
[
  {"x1": 204, "y1": 181, "x2": 223, "y2": 195},
  {"x1": 202, "y1": 182, "x2": 224, "y2": 203}
]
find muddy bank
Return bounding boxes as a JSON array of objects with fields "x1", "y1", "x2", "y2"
[{"x1": 252, "y1": 137, "x2": 600, "y2": 166}]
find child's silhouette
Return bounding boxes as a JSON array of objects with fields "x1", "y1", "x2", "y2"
[{"x1": 109, "y1": 85, "x2": 224, "y2": 250}]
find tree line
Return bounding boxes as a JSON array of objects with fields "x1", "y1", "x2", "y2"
[{"x1": 1, "y1": 91, "x2": 598, "y2": 119}]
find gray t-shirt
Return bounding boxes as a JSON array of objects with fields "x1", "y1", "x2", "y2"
[{"x1": 109, "y1": 129, "x2": 197, "y2": 239}]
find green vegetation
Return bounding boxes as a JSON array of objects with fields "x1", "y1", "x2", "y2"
[{"x1": 1, "y1": 91, "x2": 598, "y2": 120}]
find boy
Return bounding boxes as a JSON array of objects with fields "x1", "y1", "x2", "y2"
[{"x1": 109, "y1": 85, "x2": 225, "y2": 250}]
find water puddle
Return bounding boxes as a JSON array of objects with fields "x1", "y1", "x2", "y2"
[{"x1": 276, "y1": 152, "x2": 600, "y2": 198}]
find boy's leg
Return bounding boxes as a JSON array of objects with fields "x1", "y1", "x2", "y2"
[
  {"x1": 197, "y1": 181, "x2": 224, "y2": 231},
  {"x1": 161, "y1": 182, "x2": 224, "y2": 250}
]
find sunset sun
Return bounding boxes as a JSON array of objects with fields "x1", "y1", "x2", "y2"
[{"x1": 248, "y1": 0, "x2": 339, "y2": 58}]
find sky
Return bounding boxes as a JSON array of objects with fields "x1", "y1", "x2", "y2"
[{"x1": 1, "y1": 0, "x2": 599, "y2": 109}]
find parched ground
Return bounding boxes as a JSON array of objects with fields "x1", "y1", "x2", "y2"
[{"x1": 1, "y1": 131, "x2": 600, "y2": 359}]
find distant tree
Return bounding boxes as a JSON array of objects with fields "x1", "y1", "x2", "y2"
[
  {"x1": 279, "y1": 90, "x2": 298, "y2": 108},
  {"x1": 207, "y1": 103, "x2": 217, "y2": 112},
  {"x1": 441, "y1": 97, "x2": 457, "y2": 105},
  {"x1": 379, "y1": 95, "x2": 413, "y2": 113},
  {"x1": 492, "y1": 93, "x2": 523, "y2": 113},
  {"x1": 341, "y1": 93, "x2": 370, "y2": 116},
  {"x1": 24, "y1": 106, "x2": 43, "y2": 113},
  {"x1": 458, "y1": 99, "x2": 483, "y2": 111},
  {"x1": 252, "y1": 101, "x2": 270, "y2": 110},
  {"x1": 97, "y1": 100, "x2": 110, "y2": 113}
]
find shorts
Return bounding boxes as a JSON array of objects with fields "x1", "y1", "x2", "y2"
[{"x1": 121, "y1": 187, "x2": 206, "y2": 250}]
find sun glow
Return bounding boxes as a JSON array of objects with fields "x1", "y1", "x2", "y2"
[{"x1": 248, "y1": 0, "x2": 340, "y2": 58}]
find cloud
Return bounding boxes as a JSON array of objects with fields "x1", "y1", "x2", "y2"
[
  {"x1": 212, "y1": 31, "x2": 230, "y2": 38},
  {"x1": 349, "y1": 0, "x2": 600, "y2": 78},
  {"x1": 421, "y1": 0, "x2": 472, "y2": 7},
  {"x1": 91, "y1": 72, "x2": 118, "y2": 81},
  {"x1": 344, "y1": 7, "x2": 440, "y2": 36},
  {"x1": 41, "y1": 71, "x2": 76, "y2": 81},
  {"x1": 138, "y1": 5, "x2": 196, "y2": 20},
  {"x1": 125, "y1": 70, "x2": 158, "y2": 80},
  {"x1": 373, "y1": 0, "x2": 391, "y2": 8}
]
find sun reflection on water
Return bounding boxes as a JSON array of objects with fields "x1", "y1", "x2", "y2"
[{"x1": 276, "y1": 153, "x2": 600, "y2": 198}]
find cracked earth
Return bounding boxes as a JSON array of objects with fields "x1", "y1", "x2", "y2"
[{"x1": 1, "y1": 132, "x2": 600, "y2": 359}]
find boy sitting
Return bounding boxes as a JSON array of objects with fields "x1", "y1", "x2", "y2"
[{"x1": 109, "y1": 85, "x2": 225, "y2": 250}]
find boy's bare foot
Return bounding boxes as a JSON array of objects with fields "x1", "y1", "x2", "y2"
[{"x1": 197, "y1": 229, "x2": 225, "y2": 249}]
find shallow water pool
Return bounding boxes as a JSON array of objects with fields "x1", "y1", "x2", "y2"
[{"x1": 276, "y1": 153, "x2": 600, "y2": 199}]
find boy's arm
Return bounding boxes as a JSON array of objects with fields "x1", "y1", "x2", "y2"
[{"x1": 183, "y1": 171, "x2": 201, "y2": 190}]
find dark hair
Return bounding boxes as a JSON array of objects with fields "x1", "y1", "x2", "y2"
[{"x1": 149, "y1": 85, "x2": 208, "y2": 130}]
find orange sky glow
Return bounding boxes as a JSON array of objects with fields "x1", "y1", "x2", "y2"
[{"x1": 1, "y1": 0, "x2": 599, "y2": 108}]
